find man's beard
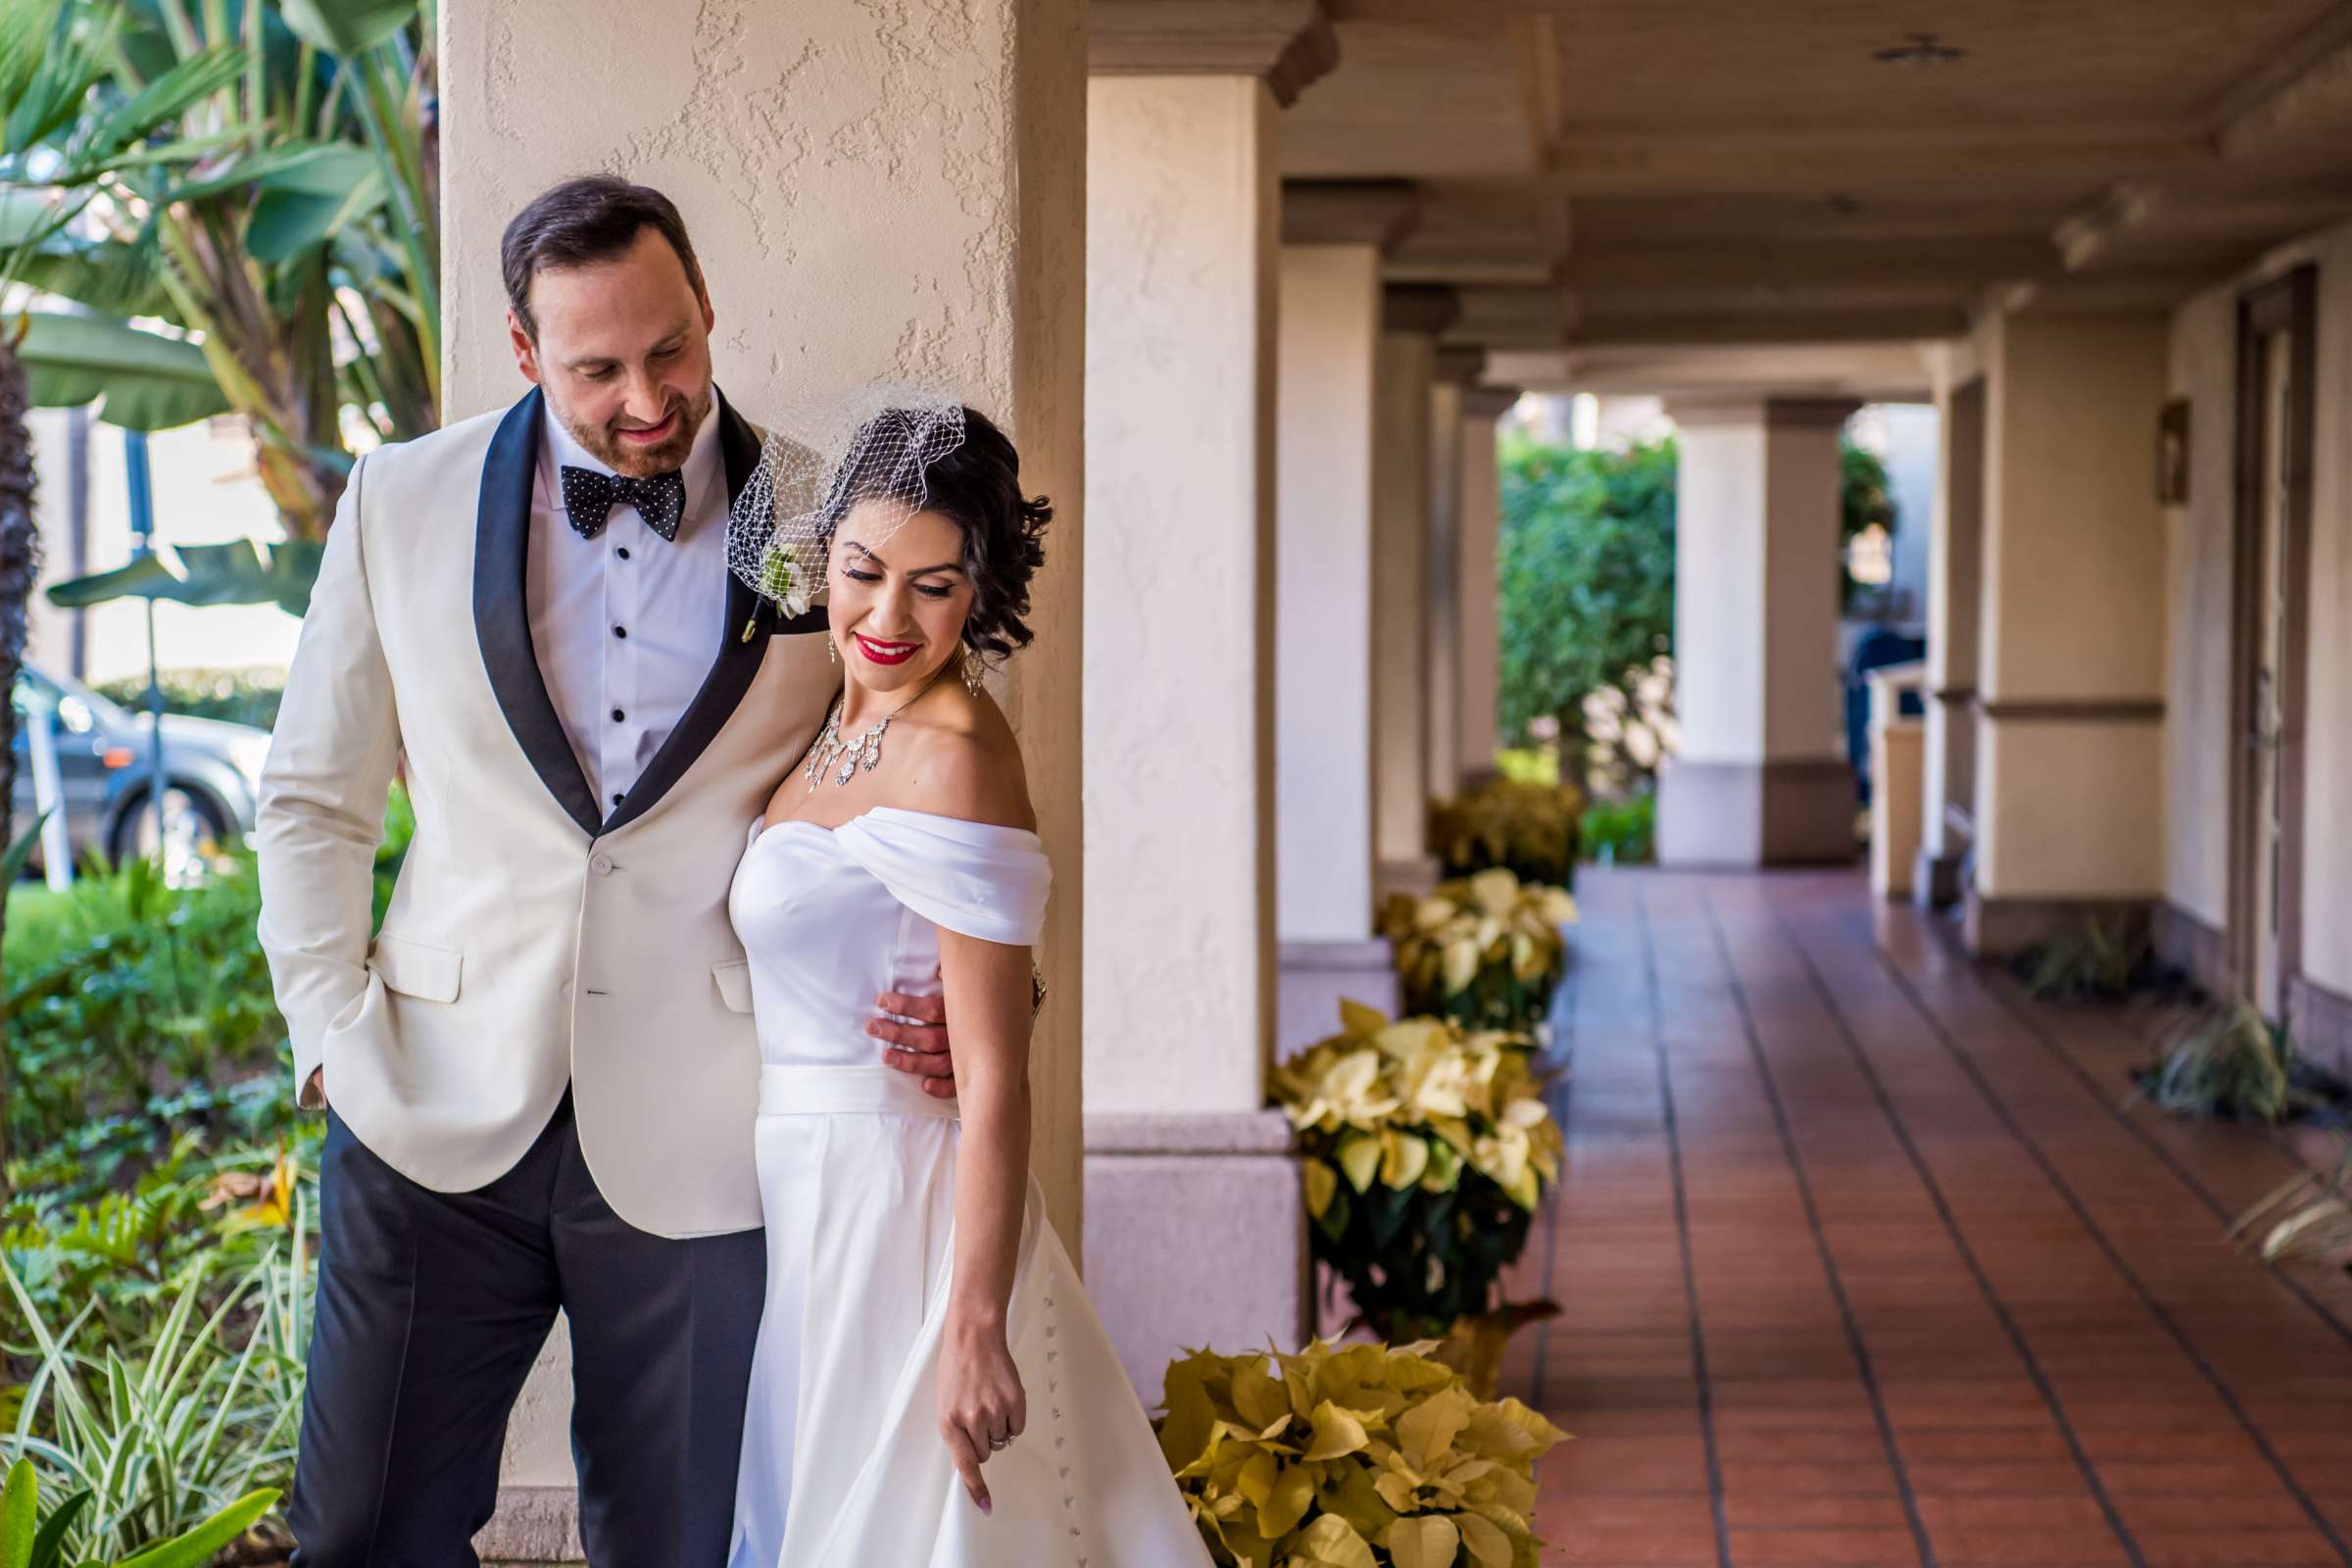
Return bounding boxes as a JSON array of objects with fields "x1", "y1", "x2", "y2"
[{"x1": 560, "y1": 383, "x2": 711, "y2": 477}]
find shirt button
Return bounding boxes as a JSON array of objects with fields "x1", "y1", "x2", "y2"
[
  {"x1": 612, "y1": 625, "x2": 627, "y2": 640},
  {"x1": 612, "y1": 792, "x2": 624, "y2": 807},
  {"x1": 590, "y1": 853, "x2": 614, "y2": 876},
  {"x1": 616, "y1": 547, "x2": 631, "y2": 561},
  {"x1": 612, "y1": 708, "x2": 625, "y2": 722}
]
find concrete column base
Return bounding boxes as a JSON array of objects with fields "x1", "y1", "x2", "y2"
[
  {"x1": 1656, "y1": 758, "x2": 1858, "y2": 866},
  {"x1": 1279, "y1": 939, "x2": 1399, "y2": 1054},
  {"x1": 1084, "y1": 1110, "x2": 1309, "y2": 1401},
  {"x1": 1962, "y1": 888, "x2": 2151, "y2": 960},
  {"x1": 1376, "y1": 856, "x2": 1442, "y2": 901},
  {"x1": 1911, "y1": 848, "x2": 1965, "y2": 909}
]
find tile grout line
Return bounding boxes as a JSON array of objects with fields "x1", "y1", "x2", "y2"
[
  {"x1": 1858, "y1": 909, "x2": 2352, "y2": 1567},
  {"x1": 1637, "y1": 880, "x2": 1737, "y2": 1568},
  {"x1": 1763, "y1": 893, "x2": 2149, "y2": 1568},
  {"x1": 1691, "y1": 879, "x2": 1940, "y2": 1568},
  {"x1": 1958, "y1": 946, "x2": 2352, "y2": 1358}
]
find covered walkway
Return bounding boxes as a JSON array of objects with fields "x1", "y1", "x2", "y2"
[{"x1": 1511, "y1": 868, "x2": 2352, "y2": 1568}]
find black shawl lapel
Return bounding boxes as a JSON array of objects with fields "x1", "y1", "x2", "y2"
[
  {"x1": 473, "y1": 387, "x2": 603, "y2": 838},
  {"x1": 600, "y1": 389, "x2": 775, "y2": 836}
]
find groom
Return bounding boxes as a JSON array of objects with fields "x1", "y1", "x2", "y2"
[{"x1": 256, "y1": 176, "x2": 956, "y2": 1564}]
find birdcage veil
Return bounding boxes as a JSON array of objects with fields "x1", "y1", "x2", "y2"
[{"x1": 726, "y1": 385, "x2": 968, "y2": 617}]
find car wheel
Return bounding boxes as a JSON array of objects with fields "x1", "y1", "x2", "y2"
[{"x1": 113, "y1": 784, "x2": 230, "y2": 885}]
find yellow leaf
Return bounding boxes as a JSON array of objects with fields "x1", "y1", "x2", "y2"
[
  {"x1": 1396, "y1": 1384, "x2": 1474, "y2": 1471},
  {"x1": 1381, "y1": 1130, "x2": 1431, "y2": 1190},
  {"x1": 1291, "y1": 1513, "x2": 1378, "y2": 1568},
  {"x1": 1338, "y1": 997, "x2": 1392, "y2": 1037},
  {"x1": 1302, "y1": 1158, "x2": 1339, "y2": 1220},
  {"x1": 1457, "y1": 1509, "x2": 1514, "y2": 1566},
  {"x1": 1338, "y1": 1133, "x2": 1382, "y2": 1194},
  {"x1": 1233, "y1": 1354, "x2": 1292, "y2": 1434},
  {"x1": 1442, "y1": 938, "x2": 1482, "y2": 995},
  {"x1": 1305, "y1": 1399, "x2": 1371, "y2": 1461},
  {"x1": 1259, "y1": 1460, "x2": 1316, "y2": 1539},
  {"x1": 1388, "y1": 1514, "x2": 1461, "y2": 1568}
]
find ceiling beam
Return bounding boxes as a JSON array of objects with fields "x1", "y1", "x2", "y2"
[
  {"x1": 1090, "y1": 0, "x2": 1339, "y2": 108},
  {"x1": 1562, "y1": 237, "x2": 2059, "y2": 290},
  {"x1": 1566, "y1": 305, "x2": 1970, "y2": 348},
  {"x1": 1541, "y1": 125, "x2": 2209, "y2": 194},
  {"x1": 1282, "y1": 179, "x2": 1422, "y2": 248},
  {"x1": 2203, "y1": 0, "x2": 2352, "y2": 155}
]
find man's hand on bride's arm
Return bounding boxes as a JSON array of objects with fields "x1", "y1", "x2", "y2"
[{"x1": 870, "y1": 992, "x2": 957, "y2": 1100}]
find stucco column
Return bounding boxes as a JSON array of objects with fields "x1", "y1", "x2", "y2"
[
  {"x1": 1422, "y1": 351, "x2": 1478, "y2": 802},
  {"x1": 1455, "y1": 385, "x2": 1516, "y2": 791},
  {"x1": 1964, "y1": 309, "x2": 2169, "y2": 955},
  {"x1": 1656, "y1": 396, "x2": 1859, "y2": 866},
  {"x1": 1079, "y1": 1, "x2": 1336, "y2": 1396},
  {"x1": 440, "y1": 0, "x2": 1085, "y2": 1556},
  {"x1": 1917, "y1": 348, "x2": 1985, "y2": 906},
  {"x1": 1272, "y1": 180, "x2": 1417, "y2": 1054},
  {"x1": 1372, "y1": 286, "x2": 1457, "y2": 895}
]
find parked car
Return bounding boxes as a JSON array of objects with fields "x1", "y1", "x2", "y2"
[{"x1": 8, "y1": 662, "x2": 271, "y2": 875}]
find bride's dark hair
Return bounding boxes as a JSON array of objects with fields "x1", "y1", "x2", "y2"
[{"x1": 821, "y1": 406, "x2": 1050, "y2": 663}]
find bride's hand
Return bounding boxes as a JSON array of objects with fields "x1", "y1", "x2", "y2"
[{"x1": 938, "y1": 1314, "x2": 1025, "y2": 1515}]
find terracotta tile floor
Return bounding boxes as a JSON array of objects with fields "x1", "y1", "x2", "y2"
[{"x1": 1502, "y1": 868, "x2": 2352, "y2": 1568}]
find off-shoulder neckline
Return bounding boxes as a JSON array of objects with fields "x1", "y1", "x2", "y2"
[{"x1": 749, "y1": 804, "x2": 1044, "y2": 850}]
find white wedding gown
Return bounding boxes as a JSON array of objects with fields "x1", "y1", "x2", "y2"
[{"x1": 724, "y1": 807, "x2": 1211, "y2": 1568}]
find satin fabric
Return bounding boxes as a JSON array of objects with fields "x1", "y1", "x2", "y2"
[{"x1": 725, "y1": 808, "x2": 1210, "y2": 1567}]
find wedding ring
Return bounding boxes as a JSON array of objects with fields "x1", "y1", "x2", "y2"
[{"x1": 990, "y1": 1436, "x2": 1010, "y2": 1450}]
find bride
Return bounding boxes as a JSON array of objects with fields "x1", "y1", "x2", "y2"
[{"x1": 722, "y1": 399, "x2": 1210, "y2": 1567}]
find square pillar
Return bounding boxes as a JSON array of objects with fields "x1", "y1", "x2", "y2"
[
  {"x1": 1455, "y1": 386, "x2": 1517, "y2": 793},
  {"x1": 1372, "y1": 285, "x2": 1457, "y2": 896},
  {"x1": 1964, "y1": 310, "x2": 2169, "y2": 955},
  {"x1": 1423, "y1": 358, "x2": 1474, "y2": 803},
  {"x1": 1918, "y1": 354, "x2": 1985, "y2": 906},
  {"x1": 1079, "y1": 2, "x2": 1339, "y2": 1394},
  {"x1": 439, "y1": 0, "x2": 1086, "y2": 1555},
  {"x1": 1656, "y1": 396, "x2": 1859, "y2": 866},
  {"x1": 1275, "y1": 231, "x2": 1404, "y2": 1054}
]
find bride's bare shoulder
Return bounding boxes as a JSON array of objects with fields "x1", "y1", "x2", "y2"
[{"x1": 891, "y1": 690, "x2": 1035, "y2": 832}]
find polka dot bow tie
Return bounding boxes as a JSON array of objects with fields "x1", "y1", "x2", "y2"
[{"x1": 560, "y1": 466, "x2": 687, "y2": 542}]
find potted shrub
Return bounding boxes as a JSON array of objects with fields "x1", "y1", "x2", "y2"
[
  {"x1": 1274, "y1": 1004, "x2": 1561, "y2": 1385},
  {"x1": 1379, "y1": 870, "x2": 1575, "y2": 1036},
  {"x1": 1157, "y1": 1337, "x2": 1568, "y2": 1568}
]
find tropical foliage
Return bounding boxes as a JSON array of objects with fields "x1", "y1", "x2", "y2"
[
  {"x1": 0, "y1": 312, "x2": 37, "y2": 1057},
  {"x1": 1378, "y1": 871, "x2": 1574, "y2": 1036},
  {"x1": 1427, "y1": 779, "x2": 1583, "y2": 891},
  {"x1": 1497, "y1": 435, "x2": 1675, "y2": 796},
  {"x1": 2230, "y1": 1148, "x2": 2352, "y2": 1269},
  {"x1": 1157, "y1": 1336, "x2": 1568, "y2": 1568},
  {"x1": 0, "y1": 0, "x2": 441, "y2": 541},
  {"x1": 1276, "y1": 1004, "x2": 1561, "y2": 1344},
  {"x1": 0, "y1": 1455, "x2": 276, "y2": 1568}
]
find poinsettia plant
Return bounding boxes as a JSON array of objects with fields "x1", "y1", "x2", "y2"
[
  {"x1": 1157, "y1": 1337, "x2": 1569, "y2": 1568},
  {"x1": 1275, "y1": 1004, "x2": 1561, "y2": 1344},
  {"x1": 1379, "y1": 869, "x2": 1575, "y2": 1035}
]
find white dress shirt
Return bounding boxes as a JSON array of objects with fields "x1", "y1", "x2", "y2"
[{"x1": 527, "y1": 402, "x2": 731, "y2": 814}]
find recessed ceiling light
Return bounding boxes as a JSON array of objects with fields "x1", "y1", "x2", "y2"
[{"x1": 1874, "y1": 31, "x2": 1967, "y2": 66}]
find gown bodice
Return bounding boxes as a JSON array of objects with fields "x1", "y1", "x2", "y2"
[{"x1": 727, "y1": 807, "x2": 1053, "y2": 1068}]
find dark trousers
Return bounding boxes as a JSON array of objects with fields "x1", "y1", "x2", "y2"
[{"x1": 288, "y1": 1095, "x2": 764, "y2": 1567}]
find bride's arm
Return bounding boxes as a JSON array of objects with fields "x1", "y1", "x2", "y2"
[{"x1": 935, "y1": 925, "x2": 1037, "y2": 1514}]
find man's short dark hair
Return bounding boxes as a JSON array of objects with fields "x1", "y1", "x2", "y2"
[{"x1": 501, "y1": 175, "x2": 707, "y2": 341}]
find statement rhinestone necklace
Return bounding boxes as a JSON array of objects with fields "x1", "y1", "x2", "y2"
[{"x1": 803, "y1": 658, "x2": 957, "y2": 792}]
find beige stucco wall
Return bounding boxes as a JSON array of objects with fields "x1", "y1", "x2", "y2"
[
  {"x1": 1082, "y1": 74, "x2": 1278, "y2": 1114},
  {"x1": 2162, "y1": 215, "x2": 2352, "y2": 988},
  {"x1": 440, "y1": 0, "x2": 1087, "y2": 1497},
  {"x1": 1276, "y1": 245, "x2": 1381, "y2": 942}
]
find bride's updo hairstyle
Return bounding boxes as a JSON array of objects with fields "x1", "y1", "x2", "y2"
[{"x1": 819, "y1": 406, "x2": 1051, "y2": 663}]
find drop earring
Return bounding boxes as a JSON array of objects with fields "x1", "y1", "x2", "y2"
[
  {"x1": 961, "y1": 649, "x2": 984, "y2": 696},
  {"x1": 826, "y1": 636, "x2": 839, "y2": 666}
]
